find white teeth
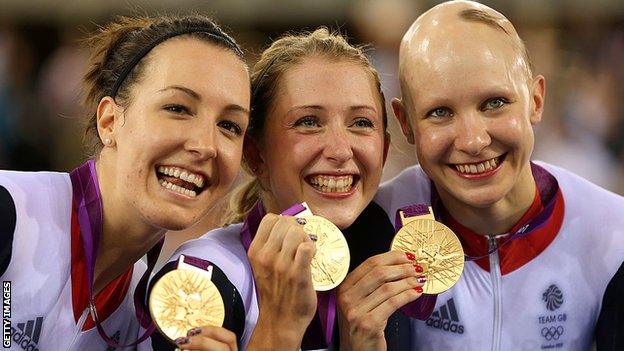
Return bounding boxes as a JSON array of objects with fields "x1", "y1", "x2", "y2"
[
  {"x1": 308, "y1": 175, "x2": 354, "y2": 193},
  {"x1": 156, "y1": 166, "x2": 205, "y2": 189},
  {"x1": 454, "y1": 157, "x2": 500, "y2": 175},
  {"x1": 160, "y1": 180, "x2": 197, "y2": 197}
]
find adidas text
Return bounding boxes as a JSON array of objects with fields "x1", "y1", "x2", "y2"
[{"x1": 426, "y1": 317, "x2": 465, "y2": 334}]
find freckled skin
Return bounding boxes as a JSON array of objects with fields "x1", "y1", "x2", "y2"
[{"x1": 255, "y1": 57, "x2": 388, "y2": 229}]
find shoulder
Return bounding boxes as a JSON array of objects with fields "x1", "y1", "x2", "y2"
[
  {"x1": 375, "y1": 165, "x2": 432, "y2": 221},
  {"x1": 538, "y1": 161, "x2": 624, "y2": 220},
  {"x1": 0, "y1": 170, "x2": 72, "y2": 277}
]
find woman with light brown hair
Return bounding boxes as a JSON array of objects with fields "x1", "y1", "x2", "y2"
[
  {"x1": 153, "y1": 28, "x2": 425, "y2": 351},
  {"x1": 0, "y1": 14, "x2": 249, "y2": 350}
]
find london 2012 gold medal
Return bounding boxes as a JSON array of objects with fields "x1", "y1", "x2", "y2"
[
  {"x1": 391, "y1": 218, "x2": 464, "y2": 294},
  {"x1": 301, "y1": 215, "x2": 350, "y2": 291},
  {"x1": 149, "y1": 267, "x2": 225, "y2": 343}
]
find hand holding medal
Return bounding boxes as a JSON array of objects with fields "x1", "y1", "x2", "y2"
[{"x1": 391, "y1": 205, "x2": 464, "y2": 295}]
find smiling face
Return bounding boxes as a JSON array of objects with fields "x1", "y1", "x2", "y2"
[
  {"x1": 254, "y1": 57, "x2": 388, "y2": 229},
  {"x1": 98, "y1": 37, "x2": 250, "y2": 231},
  {"x1": 395, "y1": 20, "x2": 545, "y2": 211}
]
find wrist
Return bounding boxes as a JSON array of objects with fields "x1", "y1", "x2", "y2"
[{"x1": 247, "y1": 315, "x2": 307, "y2": 351}]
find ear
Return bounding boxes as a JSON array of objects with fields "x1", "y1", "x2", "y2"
[
  {"x1": 391, "y1": 98, "x2": 415, "y2": 144},
  {"x1": 96, "y1": 96, "x2": 121, "y2": 147},
  {"x1": 243, "y1": 135, "x2": 266, "y2": 177},
  {"x1": 529, "y1": 75, "x2": 546, "y2": 125}
]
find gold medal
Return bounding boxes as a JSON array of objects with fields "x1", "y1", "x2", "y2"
[
  {"x1": 301, "y1": 215, "x2": 350, "y2": 291},
  {"x1": 149, "y1": 256, "x2": 225, "y2": 343},
  {"x1": 391, "y1": 209, "x2": 464, "y2": 294}
]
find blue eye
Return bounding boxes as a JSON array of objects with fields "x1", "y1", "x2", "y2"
[
  {"x1": 427, "y1": 107, "x2": 452, "y2": 118},
  {"x1": 294, "y1": 116, "x2": 320, "y2": 128},
  {"x1": 351, "y1": 118, "x2": 375, "y2": 128},
  {"x1": 218, "y1": 120, "x2": 243, "y2": 136},
  {"x1": 483, "y1": 98, "x2": 508, "y2": 110}
]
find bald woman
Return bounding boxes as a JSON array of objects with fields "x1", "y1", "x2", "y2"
[{"x1": 374, "y1": 1, "x2": 624, "y2": 350}]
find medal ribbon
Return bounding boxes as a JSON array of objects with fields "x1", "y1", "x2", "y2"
[
  {"x1": 240, "y1": 202, "x2": 336, "y2": 349},
  {"x1": 70, "y1": 160, "x2": 161, "y2": 347}
]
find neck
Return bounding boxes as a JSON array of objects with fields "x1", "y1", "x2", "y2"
[
  {"x1": 439, "y1": 167, "x2": 537, "y2": 236},
  {"x1": 92, "y1": 159, "x2": 165, "y2": 295}
]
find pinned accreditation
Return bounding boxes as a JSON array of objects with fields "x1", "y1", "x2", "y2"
[
  {"x1": 149, "y1": 255, "x2": 225, "y2": 344},
  {"x1": 391, "y1": 205, "x2": 464, "y2": 294},
  {"x1": 288, "y1": 203, "x2": 350, "y2": 291}
]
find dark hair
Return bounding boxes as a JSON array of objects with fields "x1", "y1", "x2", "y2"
[
  {"x1": 82, "y1": 14, "x2": 244, "y2": 156},
  {"x1": 224, "y1": 27, "x2": 388, "y2": 224}
]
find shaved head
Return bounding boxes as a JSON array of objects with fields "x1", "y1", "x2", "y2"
[{"x1": 398, "y1": 0, "x2": 532, "y2": 111}]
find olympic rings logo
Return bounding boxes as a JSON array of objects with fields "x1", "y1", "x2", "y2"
[{"x1": 541, "y1": 326, "x2": 564, "y2": 340}]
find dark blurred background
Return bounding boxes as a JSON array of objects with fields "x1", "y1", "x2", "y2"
[{"x1": 1, "y1": 0, "x2": 623, "y2": 256}]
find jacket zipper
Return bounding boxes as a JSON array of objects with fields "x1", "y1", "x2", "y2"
[{"x1": 489, "y1": 235, "x2": 502, "y2": 351}]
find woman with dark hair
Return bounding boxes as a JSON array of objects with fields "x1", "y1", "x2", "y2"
[{"x1": 0, "y1": 14, "x2": 249, "y2": 350}]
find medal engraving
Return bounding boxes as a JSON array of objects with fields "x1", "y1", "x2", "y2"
[
  {"x1": 302, "y1": 215, "x2": 350, "y2": 291},
  {"x1": 149, "y1": 269, "x2": 225, "y2": 343},
  {"x1": 391, "y1": 219, "x2": 464, "y2": 294}
]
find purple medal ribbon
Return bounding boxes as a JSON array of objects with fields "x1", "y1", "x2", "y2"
[
  {"x1": 240, "y1": 202, "x2": 336, "y2": 349},
  {"x1": 70, "y1": 160, "x2": 162, "y2": 347}
]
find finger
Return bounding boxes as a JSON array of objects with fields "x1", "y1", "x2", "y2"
[
  {"x1": 277, "y1": 224, "x2": 308, "y2": 264},
  {"x1": 188, "y1": 326, "x2": 238, "y2": 348},
  {"x1": 348, "y1": 262, "x2": 420, "y2": 300},
  {"x1": 350, "y1": 276, "x2": 424, "y2": 316},
  {"x1": 175, "y1": 333, "x2": 237, "y2": 351},
  {"x1": 293, "y1": 241, "x2": 316, "y2": 279},
  {"x1": 341, "y1": 251, "x2": 412, "y2": 288},
  {"x1": 250, "y1": 213, "x2": 280, "y2": 249},
  {"x1": 262, "y1": 216, "x2": 299, "y2": 254},
  {"x1": 368, "y1": 287, "x2": 422, "y2": 325}
]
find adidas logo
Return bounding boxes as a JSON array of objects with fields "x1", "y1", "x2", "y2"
[
  {"x1": 425, "y1": 298, "x2": 465, "y2": 334},
  {"x1": 10, "y1": 317, "x2": 42, "y2": 351}
]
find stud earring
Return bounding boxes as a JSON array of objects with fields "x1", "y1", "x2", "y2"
[{"x1": 104, "y1": 138, "x2": 112, "y2": 146}]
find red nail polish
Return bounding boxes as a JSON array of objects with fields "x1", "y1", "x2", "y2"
[
  {"x1": 415, "y1": 286, "x2": 423, "y2": 293},
  {"x1": 415, "y1": 265, "x2": 423, "y2": 273},
  {"x1": 405, "y1": 252, "x2": 416, "y2": 261},
  {"x1": 417, "y1": 276, "x2": 427, "y2": 284}
]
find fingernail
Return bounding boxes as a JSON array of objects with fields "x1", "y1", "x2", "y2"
[
  {"x1": 309, "y1": 234, "x2": 318, "y2": 241},
  {"x1": 415, "y1": 265, "x2": 423, "y2": 273},
  {"x1": 187, "y1": 327, "x2": 202, "y2": 336},
  {"x1": 175, "y1": 337, "x2": 190, "y2": 345},
  {"x1": 405, "y1": 252, "x2": 416, "y2": 261},
  {"x1": 296, "y1": 217, "x2": 307, "y2": 225},
  {"x1": 417, "y1": 276, "x2": 427, "y2": 284},
  {"x1": 415, "y1": 286, "x2": 423, "y2": 293}
]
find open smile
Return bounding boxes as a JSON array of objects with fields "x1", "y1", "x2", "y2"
[
  {"x1": 156, "y1": 165, "x2": 210, "y2": 198},
  {"x1": 448, "y1": 153, "x2": 506, "y2": 178},
  {"x1": 305, "y1": 174, "x2": 359, "y2": 194}
]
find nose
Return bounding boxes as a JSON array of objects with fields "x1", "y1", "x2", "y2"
[
  {"x1": 185, "y1": 124, "x2": 218, "y2": 160},
  {"x1": 322, "y1": 125, "x2": 354, "y2": 164},
  {"x1": 453, "y1": 113, "x2": 491, "y2": 156}
]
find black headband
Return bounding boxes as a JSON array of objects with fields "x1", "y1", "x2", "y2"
[{"x1": 110, "y1": 26, "x2": 243, "y2": 98}]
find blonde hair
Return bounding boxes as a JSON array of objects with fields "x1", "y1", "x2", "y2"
[{"x1": 223, "y1": 27, "x2": 387, "y2": 225}]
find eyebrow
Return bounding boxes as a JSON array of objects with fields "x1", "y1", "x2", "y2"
[
  {"x1": 158, "y1": 85, "x2": 250, "y2": 115},
  {"x1": 158, "y1": 85, "x2": 201, "y2": 100},
  {"x1": 286, "y1": 104, "x2": 378, "y2": 115}
]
